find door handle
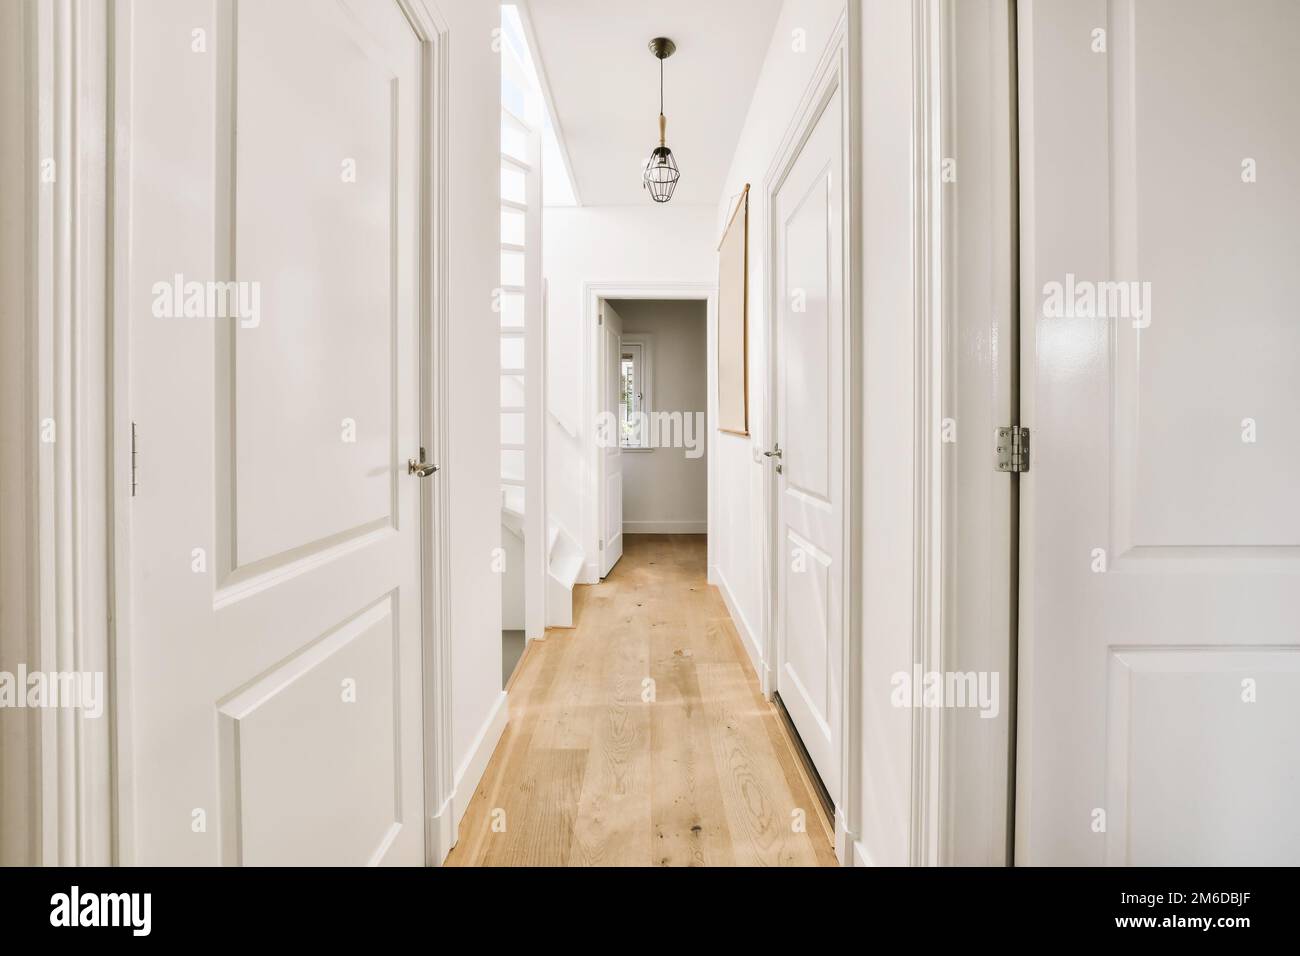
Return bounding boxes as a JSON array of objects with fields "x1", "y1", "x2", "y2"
[
  {"x1": 764, "y1": 443, "x2": 782, "y2": 474},
  {"x1": 408, "y1": 447, "x2": 438, "y2": 478}
]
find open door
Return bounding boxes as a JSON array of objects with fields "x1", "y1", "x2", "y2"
[{"x1": 599, "y1": 300, "x2": 624, "y2": 576}]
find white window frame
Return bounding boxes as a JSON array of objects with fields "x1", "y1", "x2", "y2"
[{"x1": 619, "y1": 334, "x2": 653, "y2": 451}]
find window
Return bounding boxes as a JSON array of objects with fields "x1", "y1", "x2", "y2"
[
  {"x1": 500, "y1": 5, "x2": 578, "y2": 207},
  {"x1": 619, "y1": 338, "x2": 651, "y2": 449}
]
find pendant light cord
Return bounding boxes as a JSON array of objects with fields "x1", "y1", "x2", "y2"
[{"x1": 658, "y1": 57, "x2": 666, "y2": 147}]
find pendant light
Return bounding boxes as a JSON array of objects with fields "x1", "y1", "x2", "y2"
[{"x1": 643, "y1": 37, "x2": 680, "y2": 203}]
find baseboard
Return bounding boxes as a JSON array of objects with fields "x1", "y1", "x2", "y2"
[
  {"x1": 622, "y1": 520, "x2": 707, "y2": 534},
  {"x1": 710, "y1": 563, "x2": 765, "y2": 682},
  {"x1": 429, "y1": 796, "x2": 456, "y2": 866},
  {"x1": 451, "y1": 690, "x2": 509, "y2": 830}
]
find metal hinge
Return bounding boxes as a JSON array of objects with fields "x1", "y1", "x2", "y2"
[
  {"x1": 598, "y1": 311, "x2": 603, "y2": 326},
  {"x1": 599, "y1": 538, "x2": 604, "y2": 549},
  {"x1": 131, "y1": 421, "x2": 139, "y2": 495},
  {"x1": 995, "y1": 425, "x2": 1029, "y2": 474}
]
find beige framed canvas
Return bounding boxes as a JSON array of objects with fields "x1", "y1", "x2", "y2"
[{"x1": 717, "y1": 183, "x2": 749, "y2": 435}]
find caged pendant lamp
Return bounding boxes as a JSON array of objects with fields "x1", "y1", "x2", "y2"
[{"x1": 642, "y1": 37, "x2": 680, "y2": 203}]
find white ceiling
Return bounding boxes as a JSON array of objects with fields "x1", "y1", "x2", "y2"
[{"x1": 523, "y1": 0, "x2": 783, "y2": 206}]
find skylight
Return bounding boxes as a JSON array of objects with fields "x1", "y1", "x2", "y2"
[{"x1": 501, "y1": 5, "x2": 578, "y2": 207}]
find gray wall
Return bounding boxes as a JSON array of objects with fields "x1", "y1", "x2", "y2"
[{"x1": 612, "y1": 299, "x2": 708, "y2": 533}]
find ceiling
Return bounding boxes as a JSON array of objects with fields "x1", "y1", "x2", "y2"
[{"x1": 523, "y1": 0, "x2": 783, "y2": 206}]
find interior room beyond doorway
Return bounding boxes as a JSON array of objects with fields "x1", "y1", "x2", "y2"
[{"x1": 609, "y1": 298, "x2": 709, "y2": 547}]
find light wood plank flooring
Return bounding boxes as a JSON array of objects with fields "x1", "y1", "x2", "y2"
[{"x1": 446, "y1": 533, "x2": 837, "y2": 867}]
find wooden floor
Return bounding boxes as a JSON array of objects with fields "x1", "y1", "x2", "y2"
[{"x1": 446, "y1": 534, "x2": 837, "y2": 867}]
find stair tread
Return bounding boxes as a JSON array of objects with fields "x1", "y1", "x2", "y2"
[
  {"x1": 548, "y1": 549, "x2": 583, "y2": 588},
  {"x1": 544, "y1": 520, "x2": 583, "y2": 627}
]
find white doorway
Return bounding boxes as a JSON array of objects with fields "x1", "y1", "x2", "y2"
[
  {"x1": 600, "y1": 298, "x2": 710, "y2": 566},
  {"x1": 588, "y1": 286, "x2": 718, "y2": 584}
]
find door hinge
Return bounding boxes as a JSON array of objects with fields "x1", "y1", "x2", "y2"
[
  {"x1": 599, "y1": 538, "x2": 604, "y2": 549},
  {"x1": 995, "y1": 425, "x2": 1029, "y2": 474},
  {"x1": 130, "y1": 421, "x2": 139, "y2": 495},
  {"x1": 598, "y1": 311, "x2": 603, "y2": 326}
]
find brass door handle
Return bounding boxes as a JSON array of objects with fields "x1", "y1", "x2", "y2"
[{"x1": 408, "y1": 448, "x2": 438, "y2": 478}]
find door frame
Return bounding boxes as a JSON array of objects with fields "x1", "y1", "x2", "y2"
[
  {"x1": 1, "y1": 0, "x2": 114, "y2": 867},
  {"x1": 7, "y1": 0, "x2": 457, "y2": 867},
  {"x1": 932, "y1": 0, "x2": 1019, "y2": 866},
  {"x1": 760, "y1": 5, "x2": 862, "y2": 865},
  {"x1": 582, "y1": 282, "x2": 718, "y2": 584},
  {"x1": 405, "y1": 0, "x2": 457, "y2": 867}
]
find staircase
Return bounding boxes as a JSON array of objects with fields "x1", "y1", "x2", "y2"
[
  {"x1": 546, "y1": 519, "x2": 583, "y2": 628},
  {"x1": 501, "y1": 489, "x2": 525, "y2": 631},
  {"x1": 498, "y1": 87, "x2": 536, "y2": 638}
]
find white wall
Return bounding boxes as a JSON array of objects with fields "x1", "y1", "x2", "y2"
[
  {"x1": 612, "y1": 299, "x2": 708, "y2": 533},
  {"x1": 543, "y1": 205, "x2": 716, "y2": 578},
  {"x1": 710, "y1": 0, "x2": 846, "y2": 687},
  {"x1": 711, "y1": 0, "x2": 921, "y2": 867},
  {"x1": 443, "y1": 0, "x2": 508, "y2": 815}
]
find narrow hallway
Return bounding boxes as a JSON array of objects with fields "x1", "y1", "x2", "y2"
[{"x1": 447, "y1": 534, "x2": 837, "y2": 866}]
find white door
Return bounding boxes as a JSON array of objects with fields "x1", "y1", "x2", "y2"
[
  {"x1": 1018, "y1": 0, "x2": 1300, "y2": 865},
  {"x1": 773, "y1": 86, "x2": 843, "y2": 799},
  {"x1": 122, "y1": 0, "x2": 428, "y2": 865},
  {"x1": 599, "y1": 300, "x2": 624, "y2": 576}
]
